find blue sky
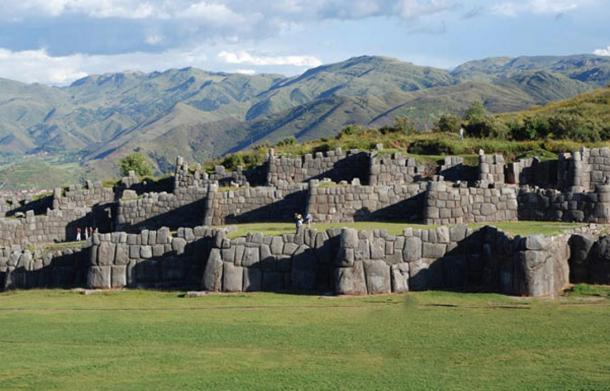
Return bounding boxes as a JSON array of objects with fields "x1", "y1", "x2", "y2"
[{"x1": 0, "y1": 0, "x2": 609, "y2": 85}]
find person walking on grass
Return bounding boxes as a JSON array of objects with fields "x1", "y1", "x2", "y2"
[
  {"x1": 304, "y1": 213, "x2": 313, "y2": 227},
  {"x1": 295, "y1": 213, "x2": 303, "y2": 233},
  {"x1": 76, "y1": 227, "x2": 82, "y2": 241}
]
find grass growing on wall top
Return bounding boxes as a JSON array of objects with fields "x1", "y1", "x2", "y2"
[
  {"x1": 223, "y1": 221, "x2": 586, "y2": 239},
  {"x1": 0, "y1": 289, "x2": 609, "y2": 390}
]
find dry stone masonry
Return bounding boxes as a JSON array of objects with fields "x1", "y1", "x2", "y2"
[{"x1": 3, "y1": 144, "x2": 610, "y2": 296}]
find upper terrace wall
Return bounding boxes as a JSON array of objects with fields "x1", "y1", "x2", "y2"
[
  {"x1": 506, "y1": 157, "x2": 558, "y2": 188},
  {"x1": 478, "y1": 152, "x2": 505, "y2": 185},
  {"x1": 204, "y1": 183, "x2": 308, "y2": 226},
  {"x1": 559, "y1": 147, "x2": 610, "y2": 192},
  {"x1": 517, "y1": 184, "x2": 610, "y2": 223},
  {"x1": 424, "y1": 182, "x2": 518, "y2": 225},
  {"x1": 266, "y1": 148, "x2": 369, "y2": 185},
  {"x1": 305, "y1": 181, "x2": 427, "y2": 223},
  {"x1": 368, "y1": 153, "x2": 428, "y2": 186},
  {"x1": 116, "y1": 186, "x2": 207, "y2": 232}
]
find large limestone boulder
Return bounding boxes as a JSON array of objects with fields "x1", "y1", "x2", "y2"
[
  {"x1": 202, "y1": 249, "x2": 223, "y2": 291},
  {"x1": 335, "y1": 262, "x2": 367, "y2": 295},
  {"x1": 364, "y1": 260, "x2": 391, "y2": 294}
]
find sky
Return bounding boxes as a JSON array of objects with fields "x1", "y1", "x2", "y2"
[{"x1": 0, "y1": 0, "x2": 609, "y2": 85}]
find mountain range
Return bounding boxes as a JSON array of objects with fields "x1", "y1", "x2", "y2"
[{"x1": 1, "y1": 53, "x2": 609, "y2": 187}]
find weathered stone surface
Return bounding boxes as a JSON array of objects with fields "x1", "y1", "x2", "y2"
[
  {"x1": 403, "y1": 236, "x2": 422, "y2": 262},
  {"x1": 335, "y1": 262, "x2": 367, "y2": 295},
  {"x1": 115, "y1": 244, "x2": 129, "y2": 265},
  {"x1": 243, "y1": 267, "x2": 262, "y2": 291},
  {"x1": 171, "y1": 238, "x2": 187, "y2": 255},
  {"x1": 525, "y1": 235, "x2": 551, "y2": 251},
  {"x1": 111, "y1": 265, "x2": 127, "y2": 288},
  {"x1": 568, "y1": 234, "x2": 595, "y2": 283},
  {"x1": 202, "y1": 249, "x2": 223, "y2": 291},
  {"x1": 422, "y1": 242, "x2": 446, "y2": 259},
  {"x1": 140, "y1": 245, "x2": 153, "y2": 259},
  {"x1": 87, "y1": 266, "x2": 111, "y2": 289},
  {"x1": 291, "y1": 245, "x2": 316, "y2": 291},
  {"x1": 97, "y1": 242, "x2": 115, "y2": 266},
  {"x1": 222, "y1": 262, "x2": 243, "y2": 292},
  {"x1": 242, "y1": 247, "x2": 260, "y2": 267},
  {"x1": 391, "y1": 263, "x2": 409, "y2": 293},
  {"x1": 364, "y1": 260, "x2": 391, "y2": 294}
]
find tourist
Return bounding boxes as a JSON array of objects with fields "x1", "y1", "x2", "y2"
[
  {"x1": 76, "y1": 227, "x2": 82, "y2": 241},
  {"x1": 84, "y1": 226, "x2": 90, "y2": 240},
  {"x1": 459, "y1": 127, "x2": 465, "y2": 140},
  {"x1": 304, "y1": 213, "x2": 313, "y2": 227},
  {"x1": 294, "y1": 213, "x2": 303, "y2": 232}
]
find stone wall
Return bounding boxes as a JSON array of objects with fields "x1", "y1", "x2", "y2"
[
  {"x1": 116, "y1": 186, "x2": 208, "y2": 231},
  {"x1": 517, "y1": 184, "x2": 610, "y2": 223},
  {"x1": 202, "y1": 228, "x2": 340, "y2": 293},
  {"x1": 424, "y1": 181, "x2": 518, "y2": 225},
  {"x1": 559, "y1": 147, "x2": 610, "y2": 191},
  {"x1": 478, "y1": 152, "x2": 505, "y2": 185},
  {"x1": 0, "y1": 245, "x2": 89, "y2": 290},
  {"x1": 203, "y1": 225, "x2": 576, "y2": 297},
  {"x1": 368, "y1": 153, "x2": 428, "y2": 185},
  {"x1": 53, "y1": 181, "x2": 115, "y2": 210},
  {"x1": 506, "y1": 157, "x2": 558, "y2": 188},
  {"x1": 87, "y1": 226, "x2": 222, "y2": 289},
  {"x1": 0, "y1": 208, "x2": 95, "y2": 246},
  {"x1": 305, "y1": 181, "x2": 427, "y2": 223},
  {"x1": 439, "y1": 156, "x2": 477, "y2": 183},
  {"x1": 204, "y1": 183, "x2": 308, "y2": 226},
  {"x1": 266, "y1": 148, "x2": 369, "y2": 185}
]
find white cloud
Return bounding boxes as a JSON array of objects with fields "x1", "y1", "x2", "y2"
[
  {"x1": 0, "y1": 46, "x2": 210, "y2": 85},
  {"x1": 235, "y1": 69, "x2": 256, "y2": 75},
  {"x1": 218, "y1": 50, "x2": 322, "y2": 67},
  {"x1": 4, "y1": 0, "x2": 457, "y2": 22},
  {"x1": 594, "y1": 46, "x2": 610, "y2": 56},
  {"x1": 491, "y1": 0, "x2": 588, "y2": 16}
]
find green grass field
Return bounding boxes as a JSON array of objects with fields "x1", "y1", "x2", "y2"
[
  {"x1": 224, "y1": 221, "x2": 587, "y2": 239},
  {"x1": 1, "y1": 288, "x2": 609, "y2": 390}
]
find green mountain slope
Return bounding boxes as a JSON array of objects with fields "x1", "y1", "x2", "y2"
[{"x1": 0, "y1": 54, "x2": 609, "y2": 188}]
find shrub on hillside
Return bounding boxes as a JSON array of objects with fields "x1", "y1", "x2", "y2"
[
  {"x1": 119, "y1": 152, "x2": 153, "y2": 177},
  {"x1": 436, "y1": 114, "x2": 462, "y2": 133}
]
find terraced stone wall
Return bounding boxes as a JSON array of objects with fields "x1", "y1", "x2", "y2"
[
  {"x1": 305, "y1": 181, "x2": 427, "y2": 223},
  {"x1": 87, "y1": 226, "x2": 222, "y2": 289},
  {"x1": 116, "y1": 186, "x2": 208, "y2": 231},
  {"x1": 424, "y1": 182, "x2": 518, "y2": 225},
  {"x1": 368, "y1": 153, "x2": 428, "y2": 186},
  {"x1": 266, "y1": 148, "x2": 369, "y2": 185},
  {"x1": 204, "y1": 183, "x2": 308, "y2": 226}
]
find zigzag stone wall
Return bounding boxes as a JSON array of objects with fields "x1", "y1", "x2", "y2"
[{"x1": 203, "y1": 226, "x2": 578, "y2": 297}]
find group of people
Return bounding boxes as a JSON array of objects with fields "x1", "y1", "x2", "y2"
[
  {"x1": 75, "y1": 226, "x2": 97, "y2": 242},
  {"x1": 294, "y1": 213, "x2": 313, "y2": 232}
]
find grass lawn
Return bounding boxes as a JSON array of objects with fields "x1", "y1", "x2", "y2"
[
  {"x1": 0, "y1": 288, "x2": 609, "y2": 390},
  {"x1": 224, "y1": 221, "x2": 588, "y2": 239}
]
